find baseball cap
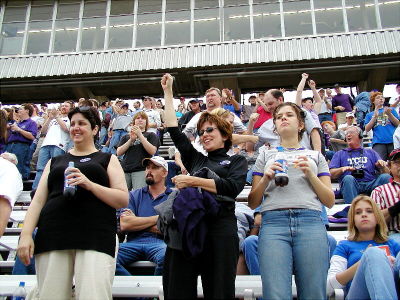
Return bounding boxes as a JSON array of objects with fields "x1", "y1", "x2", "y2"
[
  {"x1": 389, "y1": 149, "x2": 400, "y2": 161},
  {"x1": 189, "y1": 99, "x2": 199, "y2": 103},
  {"x1": 142, "y1": 156, "x2": 168, "y2": 171},
  {"x1": 346, "y1": 112, "x2": 355, "y2": 118}
]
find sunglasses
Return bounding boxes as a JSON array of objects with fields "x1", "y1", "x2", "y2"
[
  {"x1": 198, "y1": 127, "x2": 218, "y2": 137},
  {"x1": 78, "y1": 106, "x2": 91, "y2": 112}
]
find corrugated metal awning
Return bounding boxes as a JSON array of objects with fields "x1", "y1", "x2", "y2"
[{"x1": 1, "y1": 29, "x2": 399, "y2": 79}]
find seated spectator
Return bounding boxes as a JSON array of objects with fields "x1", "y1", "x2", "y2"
[
  {"x1": 116, "y1": 156, "x2": 171, "y2": 276},
  {"x1": 338, "y1": 112, "x2": 356, "y2": 131},
  {"x1": 321, "y1": 121, "x2": 347, "y2": 155},
  {"x1": 371, "y1": 149, "x2": 400, "y2": 244},
  {"x1": 327, "y1": 195, "x2": 400, "y2": 299},
  {"x1": 5, "y1": 103, "x2": 38, "y2": 179},
  {"x1": 0, "y1": 152, "x2": 23, "y2": 236},
  {"x1": 318, "y1": 88, "x2": 333, "y2": 123},
  {"x1": 329, "y1": 126, "x2": 391, "y2": 204},
  {"x1": 365, "y1": 91, "x2": 400, "y2": 161},
  {"x1": 116, "y1": 112, "x2": 159, "y2": 191},
  {"x1": 178, "y1": 99, "x2": 202, "y2": 130},
  {"x1": 175, "y1": 104, "x2": 185, "y2": 119}
]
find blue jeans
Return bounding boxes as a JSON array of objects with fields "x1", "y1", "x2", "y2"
[
  {"x1": 32, "y1": 145, "x2": 65, "y2": 190},
  {"x1": 105, "y1": 129, "x2": 127, "y2": 155},
  {"x1": 346, "y1": 247, "x2": 399, "y2": 300},
  {"x1": 340, "y1": 174, "x2": 392, "y2": 204},
  {"x1": 99, "y1": 126, "x2": 108, "y2": 145},
  {"x1": 6, "y1": 142, "x2": 31, "y2": 179},
  {"x1": 259, "y1": 209, "x2": 329, "y2": 300},
  {"x1": 318, "y1": 113, "x2": 333, "y2": 123},
  {"x1": 116, "y1": 236, "x2": 166, "y2": 276}
]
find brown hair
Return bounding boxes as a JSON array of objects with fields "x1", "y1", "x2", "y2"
[
  {"x1": 273, "y1": 102, "x2": 306, "y2": 141},
  {"x1": 205, "y1": 87, "x2": 222, "y2": 97},
  {"x1": 132, "y1": 111, "x2": 149, "y2": 131},
  {"x1": 370, "y1": 91, "x2": 383, "y2": 110},
  {"x1": 197, "y1": 112, "x2": 233, "y2": 151},
  {"x1": 20, "y1": 103, "x2": 34, "y2": 117},
  {"x1": 0, "y1": 109, "x2": 8, "y2": 141},
  {"x1": 347, "y1": 195, "x2": 388, "y2": 243}
]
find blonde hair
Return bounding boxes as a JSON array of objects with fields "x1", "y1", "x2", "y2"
[
  {"x1": 210, "y1": 108, "x2": 231, "y2": 119},
  {"x1": 347, "y1": 195, "x2": 388, "y2": 243}
]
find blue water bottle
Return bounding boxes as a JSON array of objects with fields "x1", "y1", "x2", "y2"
[
  {"x1": 63, "y1": 161, "x2": 76, "y2": 198},
  {"x1": 11, "y1": 281, "x2": 26, "y2": 300}
]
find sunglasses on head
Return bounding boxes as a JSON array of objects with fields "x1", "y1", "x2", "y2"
[
  {"x1": 198, "y1": 127, "x2": 218, "y2": 136},
  {"x1": 78, "y1": 106, "x2": 91, "y2": 112}
]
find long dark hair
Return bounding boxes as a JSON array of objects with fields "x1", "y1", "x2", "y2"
[
  {"x1": 0, "y1": 110, "x2": 8, "y2": 141},
  {"x1": 273, "y1": 102, "x2": 306, "y2": 141},
  {"x1": 68, "y1": 106, "x2": 101, "y2": 141}
]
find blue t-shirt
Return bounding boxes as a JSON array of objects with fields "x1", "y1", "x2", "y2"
[
  {"x1": 364, "y1": 108, "x2": 400, "y2": 145},
  {"x1": 329, "y1": 148, "x2": 381, "y2": 182},
  {"x1": 224, "y1": 103, "x2": 241, "y2": 117},
  {"x1": 333, "y1": 239, "x2": 400, "y2": 291},
  {"x1": 125, "y1": 186, "x2": 172, "y2": 241}
]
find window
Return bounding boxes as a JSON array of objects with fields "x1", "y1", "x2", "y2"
[
  {"x1": 378, "y1": 0, "x2": 400, "y2": 28},
  {"x1": 224, "y1": 5, "x2": 251, "y2": 41},
  {"x1": 253, "y1": 2, "x2": 281, "y2": 39},
  {"x1": 26, "y1": 21, "x2": 52, "y2": 54},
  {"x1": 195, "y1": 0, "x2": 219, "y2": 9},
  {"x1": 346, "y1": 0, "x2": 377, "y2": 31},
  {"x1": 3, "y1": 7, "x2": 27, "y2": 22},
  {"x1": 110, "y1": 0, "x2": 134, "y2": 15},
  {"x1": 314, "y1": 0, "x2": 345, "y2": 34},
  {"x1": 54, "y1": 19, "x2": 79, "y2": 52},
  {"x1": 80, "y1": 17, "x2": 106, "y2": 51},
  {"x1": 30, "y1": 5, "x2": 54, "y2": 21},
  {"x1": 0, "y1": 22, "x2": 25, "y2": 55},
  {"x1": 83, "y1": 0, "x2": 107, "y2": 18},
  {"x1": 57, "y1": 3, "x2": 80, "y2": 19},
  {"x1": 165, "y1": 10, "x2": 191, "y2": 45},
  {"x1": 282, "y1": 0, "x2": 313, "y2": 36},
  {"x1": 166, "y1": 0, "x2": 190, "y2": 11},
  {"x1": 138, "y1": 0, "x2": 162, "y2": 14},
  {"x1": 108, "y1": 15, "x2": 134, "y2": 49},
  {"x1": 194, "y1": 7, "x2": 220, "y2": 43},
  {"x1": 136, "y1": 13, "x2": 162, "y2": 47}
]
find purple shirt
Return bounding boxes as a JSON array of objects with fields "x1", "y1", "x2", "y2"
[
  {"x1": 7, "y1": 118, "x2": 38, "y2": 144},
  {"x1": 332, "y1": 93, "x2": 353, "y2": 112},
  {"x1": 329, "y1": 147, "x2": 381, "y2": 182}
]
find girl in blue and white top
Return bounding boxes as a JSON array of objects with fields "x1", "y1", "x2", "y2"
[
  {"x1": 249, "y1": 101, "x2": 335, "y2": 299},
  {"x1": 327, "y1": 195, "x2": 400, "y2": 299}
]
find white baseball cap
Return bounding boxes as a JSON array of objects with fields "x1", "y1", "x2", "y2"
[{"x1": 142, "y1": 156, "x2": 168, "y2": 171}]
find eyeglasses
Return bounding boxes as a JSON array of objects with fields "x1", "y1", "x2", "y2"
[{"x1": 198, "y1": 127, "x2": 218, "y2": 136}]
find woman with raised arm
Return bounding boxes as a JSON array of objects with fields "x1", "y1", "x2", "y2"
[
  {"x1": 248, "y1": 101, "x2": 335, "y2": 299},
  {"x1": 17, "y1": 106, "x2": 128, "y2": 300},
  {"x1": 161, "y1": 73, "x2": 247, "y2": 299},
  {"x1": 327, "y1": 195, "x2": 400, "y2": 299}
]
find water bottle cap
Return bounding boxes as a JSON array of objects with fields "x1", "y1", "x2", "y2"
[
  {"x1": 19, "y1": 281, "x2": 25, "y2": 287},
  {"x1": 68, "y1": 161, "x2": 74, "y2": 168}
]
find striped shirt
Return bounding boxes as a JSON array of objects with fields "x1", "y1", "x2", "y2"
[{"x1": 371, "y1": 179, "x2": 400, "y2": 232}]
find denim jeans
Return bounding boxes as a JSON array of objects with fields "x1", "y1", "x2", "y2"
[
  {"x1": 32, "y1": 145, "x2": 65, "y2": 190},
  {"x1": 6, "y1": 142, "x2": 31, "y2": 179},
  {"x1": 340, "y1": 174, "x2": 392, "y2": 204},
  {"x1": 318, "y1": 113, "x2": 333, "y2": 123},
  {"x1": 115, "y1": 236, "x2": 166, "y2": 276},
  {"x1": 99, "y1": 126, "x2": 108, "y2": 145},
  {"x1": 259, "y1": 209, "x2": 329, "y2": 300},
  {"x1": 105, "y1": 129, "x2": 127, "y2": 154},
  {"x1": 346, "y1": 247, "x2": 399, "y2": 300}
]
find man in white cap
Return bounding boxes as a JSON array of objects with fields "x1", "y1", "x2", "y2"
[
  {"x1": 338, "y1": 112, "x2": 356, "y2": 131},
  {"x1": 115, "y1": 156, "x2": 172, "y2": 276}
]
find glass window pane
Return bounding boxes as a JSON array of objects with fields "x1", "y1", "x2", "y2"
[
  {"x1": 54, "y1": 19, "x2": 79, "y2": 52},
  {"x1": 378, "y1": 0, "x2": 400, "y2": 28},
  {"x1": 26, "y1": 21, "x2": 52, "y2": 54},
  {"x1": 224, "y1": 0, "x2": 249, "y2": 6},
  {"x1": 30, "y1": 5, "x2": 54, "y2": 21},
  {"x1": 195, "y1": 0, "x2": 219, "y2": 8},
  {"x1": 194, "y1": 8, "x2": 220, "y2": 43},
  {"x1": 80, "y1": 17, "x2": 106, "y2": 50},
  {"x1": 314, "y1": 0, "x2": 344, "y2": 34},
  {"x1": 346, "y1": 0, "x2": 377, "y2": 31},
  {"x1": 59, "y1": 0, "x2": 81, "y2": 4},
  {"x1": 253, "y1": 2, "x2": 281, "y2": 39},
  {"x1": 138, "y1": 0, "x2": 162, "y2": 14},
  {"x1": 165, "y1": 10, "x2": 190, "y2": 45},
  {"x1": 5, "y1": 1, "x2": 28, "y2": 7},
  {"x1": 31, "y1": 0, "x2": 53, "y2": 5},
  {"x1": 224, "y1": 5, "x2": 251, "y2": 41},
  {"x1": 167, "y1": 0, "x2": 190, "y2": 11},
  {"x1": 108, "y1": 15, "x2": 134, "y2": 49},
  {"x1": 0, "y1": 22, "x2": 25, "y2": 55},
  {"x1": 136, "y1": 13, "x2": 162, "y2": 47},
  {"x1": 83, "y1": 1, "x2": 107, "y2": 17},
  {"x1": 110, "y1": 0, "x2": 134, "y2": 15},
  {"x1": 3, "y1": 7, "x2": 27, "y2": 22},
  {"x1": 57, "y1": 3, "x2": 80, "y2": 19},
  {"x1": 283, "y1": 0, "x2": 313, "y2": 36}
]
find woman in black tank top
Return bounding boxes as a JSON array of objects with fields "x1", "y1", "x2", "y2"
[{"x1": 17, "y1": 106, "x2": 128, "y2": 299}]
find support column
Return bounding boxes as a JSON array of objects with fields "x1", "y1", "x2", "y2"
[{"x1": 208, "y1": 77, "x2": 241, "y2": 104}]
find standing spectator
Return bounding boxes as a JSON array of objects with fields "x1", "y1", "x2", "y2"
[
  {"x1": 133, "y1": 101, "x2": 142, "y2": 115},
  {"x1": 338, "y1": 112, "x2": 356, "y2": 131},
  {"x1": 40, "y1": 103, "x2": 48, "y2": 119},
  {"x1": 175, "y1": 104, "x2": 185, "y2": 118},
  {"x1": 178, "y1": 99, "x2": 202, "y2": 130},
  {"x1": 0, "y1": 152, "x2": 23, "y2": 237},
  {"x1": 116, "y1": 156, "x2": 171, "y2": 276},
  {"x1": 17, "y1": 106, "x2": 128, "y2": 300},
  {"x1": 389, "y1": 83, "x2": 400, "y2": 115},
  {"x1": 327, "y1": 195, "x2": 400, "y2": 300},
  {"x1": 253, "y1": 93, "x2": 272, "y2": 132},
  {"x1": 142, "y1": 96, "x2": 162, "y2": 135},
  {"x1": 198, "y1": 99, "x2": 206, "y2": 111},
  {"x1": 353, "y1": 91, "x2": 371, "y2": 129},
  {"x1": 365, "y1": 91, "x2": 400, "y2": 161},
  {"x1": 32, "y1": 102, "x2": 72, "y2": 190},
  {"x1": 116, "y1": 112, "x2": 159, "y2": 190},
  {"x1": 222, "y1": 88, "x2": 241, "y2": 117},
  {"x1": 249, "y1": 102, "x2": 334, "y2": 299},
  {"x1": 99, "y1": 101, "x2": 113, "y2": 145},
  {"x1": 332, "y1": 84, "x2": 354, "y2": 126},
  {"x1": 155, "y1": 100, "x2": 166, "y2": 145},
  {"x1": 179, "y1": 97, "x2": 188, "y2": 114},
  {"x1": 296, "y1": 73, "x2": 323, "y2": 127},
  {"x1": 5, "y1": 103, "x2": 38, "y2": 179},
  {"x1": 162, "y1": 73, "x2": 247, "y2": 299},
  {"x1": 104, "y1": 103, "x2": 131, "y2": 154},
  {"x1": 371, "y1": 149, "x2": 400, "y2": 244},
  {"x1": 318, "y1": 88, "x2": 333, "y2": 123},
  {"x1": 0, "y1": 109, "x2": 8, "y2": 154},
  {"x1": 241, "y1": 95, "x2": 257, "y2": 125},
  {"x1": 329, "y1": 126, "x2": 391, "y2": 204}
]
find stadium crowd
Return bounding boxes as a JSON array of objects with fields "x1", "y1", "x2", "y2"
[{"x1": 1, "y1": 76, "x2": 400, "y2": 299}]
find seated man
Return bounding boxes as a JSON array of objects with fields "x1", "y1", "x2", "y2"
[
  {"x1": 371, "y1": 149, "x2": 400, "y2": 244},
  {"x1": 329, "y1": 126, "x2": 390, "y2": 204},
  {"x1": 116, "y1": 156, "x2": 172, "y2": 275},
  {"x1": 0, "y1": 152, "x2": 23, "y2": 236}
]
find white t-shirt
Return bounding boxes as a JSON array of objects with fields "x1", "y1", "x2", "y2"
[
  {"x1": 389, "y1": 96, "x2": 400, "y2": 115},
  {"x1": 42, "y1": 117, "x2": 70, "y2": 151},
  {"x1": 0, "y1": 157, "x2": 23, "y2": 207},
  {"x1": 143, "y1": 109, "x2": 161, "y2": 134}
]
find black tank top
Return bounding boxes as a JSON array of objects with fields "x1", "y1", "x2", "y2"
[{"x1": 34, "y1": 151, "x2": 117, "y2": 257}]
